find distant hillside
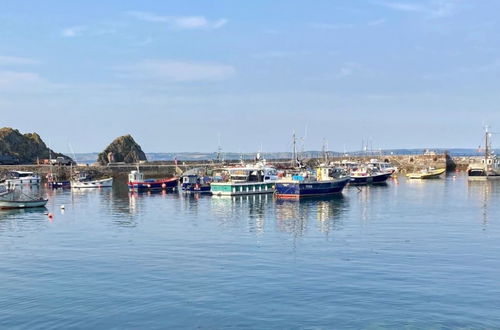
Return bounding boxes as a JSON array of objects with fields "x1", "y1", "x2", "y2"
[
  {"x1": 72, "y1": 148, "x2": 486, "y2": 164},
  {"x1": 0, "y1": 127, "x2": 71, "y2": 164}
]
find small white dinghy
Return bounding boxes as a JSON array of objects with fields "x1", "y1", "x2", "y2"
[
  {"x1": 0, "y1": 184, "x2": 48, "y2": 209},
  {"x1": 71, "y1": 172, "x2": 113, "y2": 188}
]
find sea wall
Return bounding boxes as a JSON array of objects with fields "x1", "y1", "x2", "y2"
[{"x1": 0, "y1": 153, "x2": 456, "y2": 181}]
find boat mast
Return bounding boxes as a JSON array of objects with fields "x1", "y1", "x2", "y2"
[{"x1": 291, "y1": 132, "x2": 297, "y2": 167}]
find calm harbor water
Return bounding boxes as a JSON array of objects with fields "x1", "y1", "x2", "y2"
[{"x1": 1, "y1": 173, "x2": 500, "y2": 329}]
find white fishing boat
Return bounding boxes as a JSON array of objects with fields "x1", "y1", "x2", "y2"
[
  {"x1": 4, "y1": 171, "x2": 41, "y2": 185},
  {"x1": 0, "y1": 184, "x2": 48, "y2": 209},
  {"x1": 468, "y1": 127, "x2": 500, "y2": 180},
  {"x1": 71, "y1": 172, "x2": 113, "y2": 188}
]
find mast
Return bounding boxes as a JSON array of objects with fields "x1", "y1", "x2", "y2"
[{"x1": 291, "y1": 132, "x2": 297, "y2": 167}]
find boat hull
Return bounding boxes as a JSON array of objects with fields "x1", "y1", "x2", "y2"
[
  {"x1": 128, "y1": 178, "x2": 178, "y2": 192},
  {"x1": 211, "y1": 182, "x2": 274, "y2": 196},
  {"x1": 407, "y1": 168, "x2": 446, "y2": 179},
  {"x1": 350, "y1": 172, "x2": 392, "y2": 185},
  {"x1": 48, "y1": 181, "x2": 71, "y2": 189},
  {"x1": 0, "y1": 199, "x2": 48, "y2": 209},
  {"x1": 275, "y1": 178, "x2": 350, "y2": 198},
  {"x1": 181, "y1": 184, "x2": 211, "y2": 194},
  {"x1": 72, "y1": 178, "x2": 113, "y2": 188}
]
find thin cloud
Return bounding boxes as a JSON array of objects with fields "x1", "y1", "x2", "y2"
[
  {"x1": 127, "y1": 11, "x2": 227, "y2": 30},
  {"x1": 61, "y1": 26, "x2": 86, "y2": 37},
  {"x1": 0, "y1": 56, "x2": 40, "y2": 65},
  {"x1": 375, "y1": 0, "x2": 462, "y2": 19},
  {"x1": 310, "y1": 22, "x2": 355, "y2": 30},
  {"x1": 118, "y1": 59, "x2": 235, "y2": 82},
  {"x1": 368, "y1": 19, "x2": 386, "y2": 26}
]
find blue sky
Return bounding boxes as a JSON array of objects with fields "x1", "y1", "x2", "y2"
[{"x1": 1, "y1": 0, "x2": 499, "y2": 153}]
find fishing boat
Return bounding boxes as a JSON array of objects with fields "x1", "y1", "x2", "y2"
[
  {"x1": 4, "y1": 171, "x2": 41, "y2": 185},
  {"x1": 128, "y1": 169, "x2": 178, "y2": 192},
  {"x1": 210, "y1": 158, "x2": 277, "y2": 196},
  {"x1": 180, "y1": 168, "x2": 211, "y2": 194},
  {"x1": 407, "y1": 167, "x2": 446, "y2": 179},
  {"x1": 275, "y1": 165, "x2": 350, "y2": 198},
  {"x1": 350, "y1": 166, "x2": 392, "y2": 185},
  {"x1": 468, "y1": 127, "x2": 500, "y2": 180},
  {"x1": 368, "y1": 159, "x2": 398, "y2": 174},
  {"x1": 0, "y1": 184, "x2": 48, "y2": 209},
  {"x1": 71, "y1": 172, "x2": 113, "y2": 188},
  {"x1": 46, "y1": 173, "x2": 70, "y2": 189}
]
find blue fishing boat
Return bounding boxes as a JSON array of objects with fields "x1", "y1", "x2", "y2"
[
  {"x1": 349, "y1": 167, "x2": 392, "y2": 185},
  {"x1": 275, "y1": 166, "x2": 350, "y2": 198},
  {"x1": 128, "y1": 169, "x2": 178, "y2": 192},
  {"x1": 181, "y1": 169, "x2": 212, "y2": 194}
]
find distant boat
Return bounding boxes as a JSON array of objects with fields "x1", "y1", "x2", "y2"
[
  {"x1": 71, "y1": 172, "x2": 113, "y2": 188},
  {"x1": 4, "y1": 171, "x2": 41, "y2": 186},
  {"x1": 275, "y1": 165, "x2": 350, "y2": 198},
  {"x1": 350, "y1": 167, "x2": 392, "y2": 185},
  {"x1": 46, "y1": 173, "x2": 70, "y2": 189},
  {"x1": 407, "y1": 168, "x2": 446, "y2": 179},
  {"x1": 0, "y1": 184, "x2": 48, "y2": 209},
  {"x1": 128, "y1": 169, "x2": 178, "y2": 192},
  {"x1": 368, "y1": 159, "x2": 398, "y2": 174},
  {"x1": 468, "y1": 127, "x2": 500, "y2": 180},
  {"x1": 180, "y1": 168, "x2": 211, "y2": 194}
]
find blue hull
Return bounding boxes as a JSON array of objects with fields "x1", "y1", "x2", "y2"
[
  {"x1": 48, "y1": 181, "x2": 71, "y2": 189},
  {"x1": 181, "y1": 184, "x2": 212, "y2": 194},
  {"x1": 128, "y1": 179, "x2": 178, "y2": 192},
  {"x1": 275, "y1": 178, "x2": 350, "y2": 198},
  {"x1": 350, "y1": 172, "x2": 392, "y2": 185}
]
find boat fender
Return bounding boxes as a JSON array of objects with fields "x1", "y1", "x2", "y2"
[{"x1": 162, "y1": 183, "x2": 166, "y2": 189}]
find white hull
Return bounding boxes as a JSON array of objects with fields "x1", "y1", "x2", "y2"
[
  {"x1": 5, "y1": 177, "x2": 41, "y2": 185},
  {"x1": 0, "y1": 199, "x2": 48, "y2": 209},
  {"x1": 71, "y1": 178, "x2": 113, "y2": 188}
]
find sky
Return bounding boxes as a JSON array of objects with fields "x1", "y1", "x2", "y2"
[{"x1": 1, "y1": 0, "x2": 500, "y2": 153}]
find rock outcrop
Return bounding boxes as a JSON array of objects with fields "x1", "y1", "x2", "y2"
[
  {"x1": 97, "y1": 134, "x2": 147, "y2": 165},
  {"x1": 0, "y1": 127, "x2": 71, "y2": 164}
]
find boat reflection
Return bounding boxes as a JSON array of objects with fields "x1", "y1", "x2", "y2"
[
  {"x1": 467, "y1": 180, "x2": 500, "y2": 226},
  {"x1": 211, "y1": 194, "x2": 272, "y2": 233},
  {"x1": 275, "y1": 196, "x2": 347, "y2": 236}
]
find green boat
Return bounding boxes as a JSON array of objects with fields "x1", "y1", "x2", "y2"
[{"x1": 210, "y1": 161, "x2": 277, "y2": 196}]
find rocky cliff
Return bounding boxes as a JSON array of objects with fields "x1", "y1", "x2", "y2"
[
  {"x1": 97, "y1": 134, "x2": 147, "y2": 165},
  {"x1": 0, "y1": 127, "x2": 71, "y2": 164}
]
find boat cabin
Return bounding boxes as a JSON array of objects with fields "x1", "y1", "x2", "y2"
[{"x1": 128, "y1": 170, "x2": 145, "y2": 182}]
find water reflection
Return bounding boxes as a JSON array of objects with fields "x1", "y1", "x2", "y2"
[
  {"x1": 275, "y1": 196, "x2": 347, "y2": 236},
  {"x1": 467, "y1": 180, "x2": 500, "y2": 226},
  {"x1": 211, "y1": 194, "x2": 272, "y2": 233}
]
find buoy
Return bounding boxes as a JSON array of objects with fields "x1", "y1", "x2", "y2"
[
  {"x1": 60, "y1": 205, "x2": 65, "y2": 210},
  {"x1": 48, "y1": 213, "x2": 54, "y2": 219}
]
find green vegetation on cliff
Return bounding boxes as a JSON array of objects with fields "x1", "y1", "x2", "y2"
[
  {"x1": 0, "y1": 127, "x2": 71, "y2": 164},
  {"x1": 97, "y1": 134, "x2": 147, "y2": 165}
]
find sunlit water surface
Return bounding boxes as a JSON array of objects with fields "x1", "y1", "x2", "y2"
[{"x1": 1, "y1": 174, "x2": 500, "y2": 329}]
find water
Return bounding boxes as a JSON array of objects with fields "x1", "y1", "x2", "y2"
[{"x1": 1, "y1": 174, "x2": 500, "y2": 329}]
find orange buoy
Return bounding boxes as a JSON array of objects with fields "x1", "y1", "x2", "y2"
[{"x1": 48, "y1": 213, "x2": 54, "y2": 219}]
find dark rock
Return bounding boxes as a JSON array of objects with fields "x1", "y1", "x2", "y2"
[
  {"x1": 0, "y1": 127, "x2": 72, "y2": 164},
  {"x1": 97, "y1": 135, "x2": 147, "y2": 165}
]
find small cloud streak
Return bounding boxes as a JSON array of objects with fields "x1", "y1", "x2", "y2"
[
  {"x1": 118, "y1": 59, "x2": 235, "y2": 82},
  {"x1": 61, "y1": 26, "x2": 86, "y2": 37},
  {"x1": 375, "y1": 0, "x2": 461, "y2": 19},
  {"x1": 127, "y1": 11, "x2": 227, "y2": 30},
  {"x1": 368, "y1": 19, "x2": 386, "y2": 26},
  {"x1": 310, "y1": 22, "x2": 354, "y2": 30},
  {"x1": 0, "y1": 56, "x2": 40, "y2": 65}
]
